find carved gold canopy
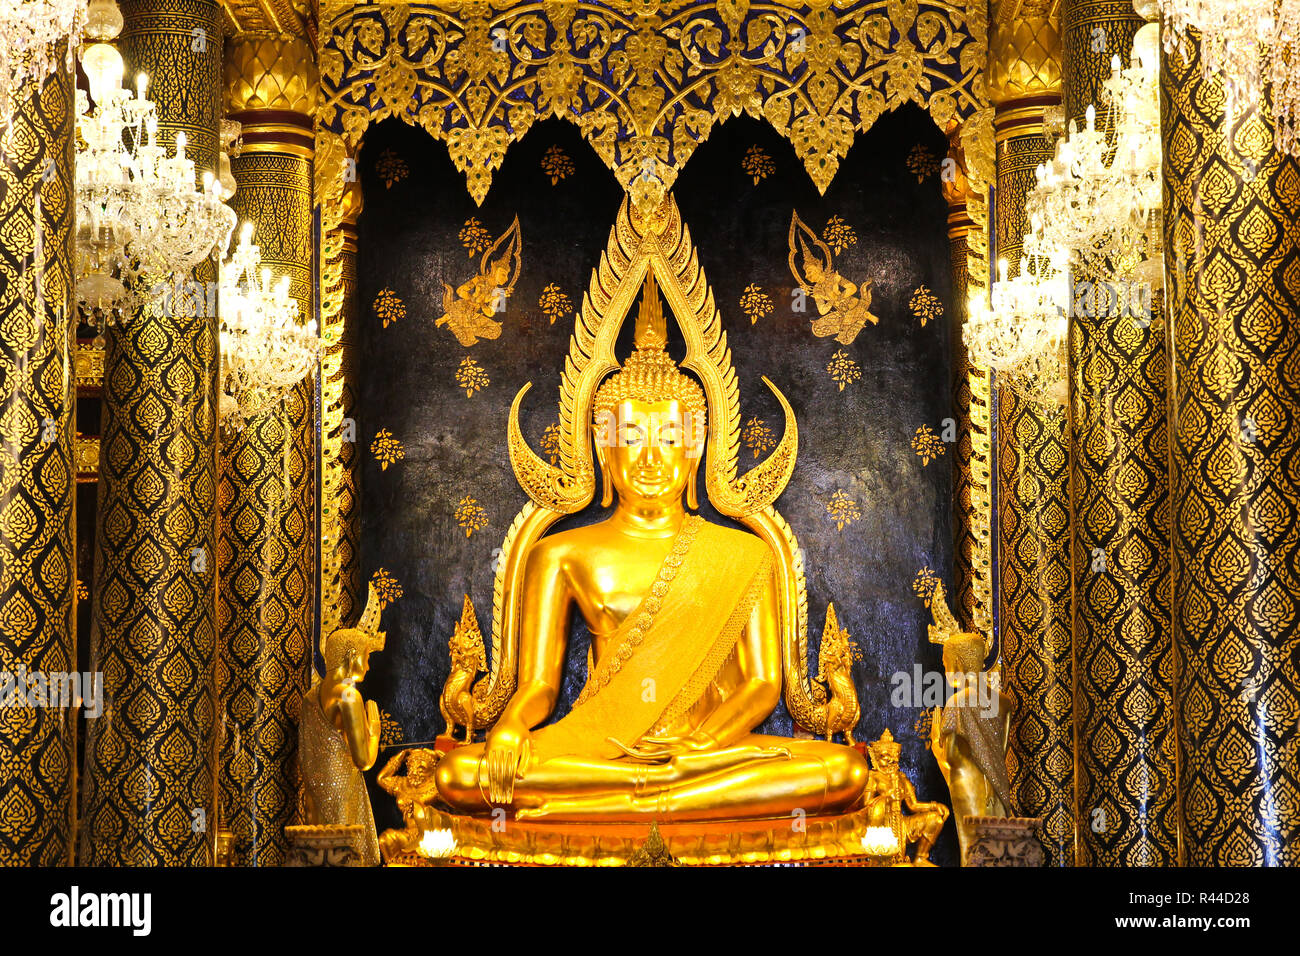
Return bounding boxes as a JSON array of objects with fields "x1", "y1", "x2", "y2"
[
  {"x1": 317, "y1": 1, "x2": 989, "y2": 205},
  {"x1": 471, "y1": 194, "x2": 835, "y2": 734}
]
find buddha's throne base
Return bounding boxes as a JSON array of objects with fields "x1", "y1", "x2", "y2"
[{"x1": 384, "y1": 806, "x2": 903, "y2": 867}]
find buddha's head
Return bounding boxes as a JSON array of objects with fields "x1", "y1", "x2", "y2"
[
  {"x1": 592, "y1": 271, "x2": 706, "y2": 510},
  {"x1": 406, "y1": 749, "x2": 436, "y2": 788},
  {"x1": 324, "y1": 626, "x2": 386, "y2": 684},
  {"x1": 942, "y1": 633, "x2": 988, "y2": 690},
  {"x1": 867, "y1": 729, "x2": 901, "y2": 773}
]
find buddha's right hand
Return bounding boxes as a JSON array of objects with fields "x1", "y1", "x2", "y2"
[{"x1": 482, "y1": 718, "x2": 532, "y2": 806}]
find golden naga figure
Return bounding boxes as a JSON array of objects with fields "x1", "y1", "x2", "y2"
[
  {"x1": 439, "y1": 595, "x2": 487, "y2": 743},
  {"x1": 926, "y1": 581, "x2": 1014, "y2": 863},
  {"x1": 433, "y1": 198, "x2": 875, "y2": 823},
  {"x1": 863, "y1": 729, "x2": 949, "y2": 865},
  {"x1": 299, "y1": 584, "x2": 386, "y2": 866},
  {"x1": 816, "y1": 603, "x2": 862, "y2": 746}
]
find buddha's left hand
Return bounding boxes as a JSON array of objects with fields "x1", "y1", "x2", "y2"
[{"x1": 610, "y1": 731, "x2": 718, "y2": 761}]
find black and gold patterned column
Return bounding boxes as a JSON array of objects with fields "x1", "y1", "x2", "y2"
[
  {"x1": 1163, "y1": 32, "x2": 1300, "y2": 866},
  {"x1": 80, "y1": 0, "x2": 223, "y2": 865},
  {"x1": 334, "y1": 182, "x2": 363, "y2": 628},
  {"x1": 0, "y1": 55, "x2": 76, "y2": 866},
  {"x1": 216, "y1": 32, "x2": 317, "y2": 865},
  {"x1": 1063, "y1": 0, "x2": 1178, "y2": 866},
  {"x1": 988, "y1": 8, "x2": 1075, "y2": 866}
]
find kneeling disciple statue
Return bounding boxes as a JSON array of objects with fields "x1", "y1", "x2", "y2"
[{"x1": 299, "y1": 585, "x2": 386, "y2": 865}]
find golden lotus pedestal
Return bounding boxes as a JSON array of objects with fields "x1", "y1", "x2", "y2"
[{"x1": 385, "y1": 806, "x2": 904, "y2": 867}]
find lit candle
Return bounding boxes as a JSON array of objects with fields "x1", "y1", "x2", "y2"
[
  {"x1": 136, "y1": 73, "x2": 147, "y2": 101},
  {"x1": 1085, "y1": 104, "x2": 1095, "y2": 130},
  {"x1": 175, "y1": 130, "x2": 186, "y2": 161}
]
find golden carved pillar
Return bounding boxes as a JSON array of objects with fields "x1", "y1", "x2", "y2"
[
  {"x1": 1163, "y1": 32, "x2": 1300, "y2": 865},
  {"x1": 943, "y1": 120, "x2": 995, "y2": 631},
  {"x1": 0, "y1": 53, "x2": 77, "y2": 866},
  {"x1": 988, "y1": 9, "x2": 1075, "y2": 866},
  {"x1": 80, "y1": 0, "x2": 223, "y2": 866},
  {"x1": 216, "y1": 32, "x2": 317, "y2": 865},
  {"x1": 317, "y1": 133, "x2": 362, "y2": 635},
  {"x1": 1063, "y1": 0, "x2": 1178, "y2": 866}
]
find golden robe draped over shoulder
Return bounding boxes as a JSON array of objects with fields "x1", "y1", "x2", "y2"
[{"x1": 531, "y1": 516, "x2": 773, "y2": 762}]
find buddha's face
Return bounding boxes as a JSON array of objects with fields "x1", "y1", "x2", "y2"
[{"x1": 597, "y1": 398, "x2": 701, "y2": 508}]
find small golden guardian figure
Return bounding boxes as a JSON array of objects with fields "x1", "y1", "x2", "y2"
[
  {"x1": 863, "y1": 729, "x2": 949, "y2": 865},
  {"x1": 926, "y1": 581, "x2": 1014, "y2": 863},
  {"x1": 434, "y1": 272, "x2": 869, "y2": 820},
  {"x1": 299, "y1": 585, "x2": 386, "y2": 865}
]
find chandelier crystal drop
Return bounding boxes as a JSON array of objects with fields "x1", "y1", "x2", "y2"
[
  {"x1": 1161, "y1": 0, "x2": 1300, "y2": 155},
  {"x1": 219, "y1": 222, "x2": 319, "y2": 426},
  {"x1": 0, "y1": 0, "x2": 87, "y2": 134},
  {"x1": 74, "y1": 16, "x2": 236, "y2": 323}
]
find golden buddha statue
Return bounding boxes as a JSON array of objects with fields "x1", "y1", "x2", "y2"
[
  {"x1": 926, "y1": 581, "x2": 1014, "y2": 863},
  {"x1": 299, "y1": 584, "x2": 386, "y2": 866},
  {"x1": 433, "y1": 267, "x2": 869, "y2": 821}
]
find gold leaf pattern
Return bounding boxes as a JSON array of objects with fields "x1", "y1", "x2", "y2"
[
  {"x1": 370, "y1": 429, "x2": 405, "y2": 470},
  {"x1": 826, "y1": 349, "x2": 861, "y2": 391},
  {"x1": 739, "y1": 283, "x2": 773, "y2": 324},
  {"x1": 370, "y1": 568, "x2": 403, "y2": 609},
  {"x1": 741, "y1": 143, "x2": 775, "y2": 184},
  {"x1": 741, "y1": 416, "x2": 776, "y2": 459},
  {"x1": 909, "y1": 284, "x2": 942, "y2": 326},
  {"x1": 826, "y1": 490, "x2": 861, "y2": 531},
  {"x1": 539, "y1": 282, "x2": 573, "y2": 324},
  {"x1": 541, "y1": 144, "x2": 576, "y2": 184},
  {"x1": 373, "y1": 288, "x2": 405, "y2": 328},
  {"x1": 454, "y1": 496, "x2": 488, "y2": 538},
  {"x1": 455, "y1": 356, "x2": 490, "y2": 397},
  {"x1": 375, "y1": 148, "x2": 409, "y2": 189},
  {"x1": 911, "y1": 424, "x2": 945, "y2": 465}
]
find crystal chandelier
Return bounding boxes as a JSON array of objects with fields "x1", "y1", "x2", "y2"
[
  {"x1": 0, "y1": 0, "x2": 86, "y2": 133},
  {"x1": 219, "y1": 222, "x2": 319, "y2": 426},
  {"x1": 1028, "y1": 24, "x2": 1163, "y2": 300},
  {"x1": 965, "y1": 249, "x2": 1071, "y2": 408},
  {"x1": 1161, "y1": 0, "x2": 1300, "y2": 155},
  {"x1": 74, "y1": 0, "x2": 235, "y2": 323}
]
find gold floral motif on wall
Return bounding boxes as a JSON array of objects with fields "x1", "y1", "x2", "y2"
[
  {"x1": 541, "y1": 144, "x2": 576, "y2": 184},
  {"x1": 789, "y1": 210, "x2": 878, "y2": 345},
  {"x1": 371, "y1": 429, "x2": 405, "y2": 470},
  {"x1": 741, "y1": 144, "x2": 775, "y2": 183},
  {"x1": 539, "y1": 282, "x2": 573, "y2": 324},
  {"x1": 906, "y1": 143, "x2": 939, "y2": 182},
  {"x1": 826, "y1": 349, "x2": 861, "y2": 390},
  {"x1": 373, "y1": 287, "x2": 405, "y2": 328},
  {"x1": 378, "y1": 708, "x2": 405, "y2": 747},
  {"x1": 455, "y1": 356, "x2": 490, "y2": 397},
  {"x1": 319, "y1": 1, "x2": 988, "y2": 208},
  {"x1": 375, "y1": 148, "x2": 409, "y2": 189},
  {"x1": 371, "y1": 568, "x2": 404, "y2": 608},
  {"x1": 739, "y1": 283, "x2": 773, "y2": 324},
  {"x1": 454, "y1": 496, "x2": 488, "y2": 538},
  {"x1": 821, "y1": 215, "x2": 857, "y2": 254},
  {"x1": 459, "y1": 218, "x2": 492, "y2": 256},
  {"x1": 826, "y1": 490, "x2": 862, "y2": 531},
  {"x1": 912, "y1": 565, "x2": 940, "y2": 606},
  {"x1": 437, "y1": 217, "x2": 523, "y2": 347},
  {"x1": 741, "y1": 416, "x2": 777, "y2": 458},
  {"x1": 909, "y1": 284, "x2": 942, "y2": 326},
  {"x1": 911, "y1": 424, "x2": 945, "y2": 465}
]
